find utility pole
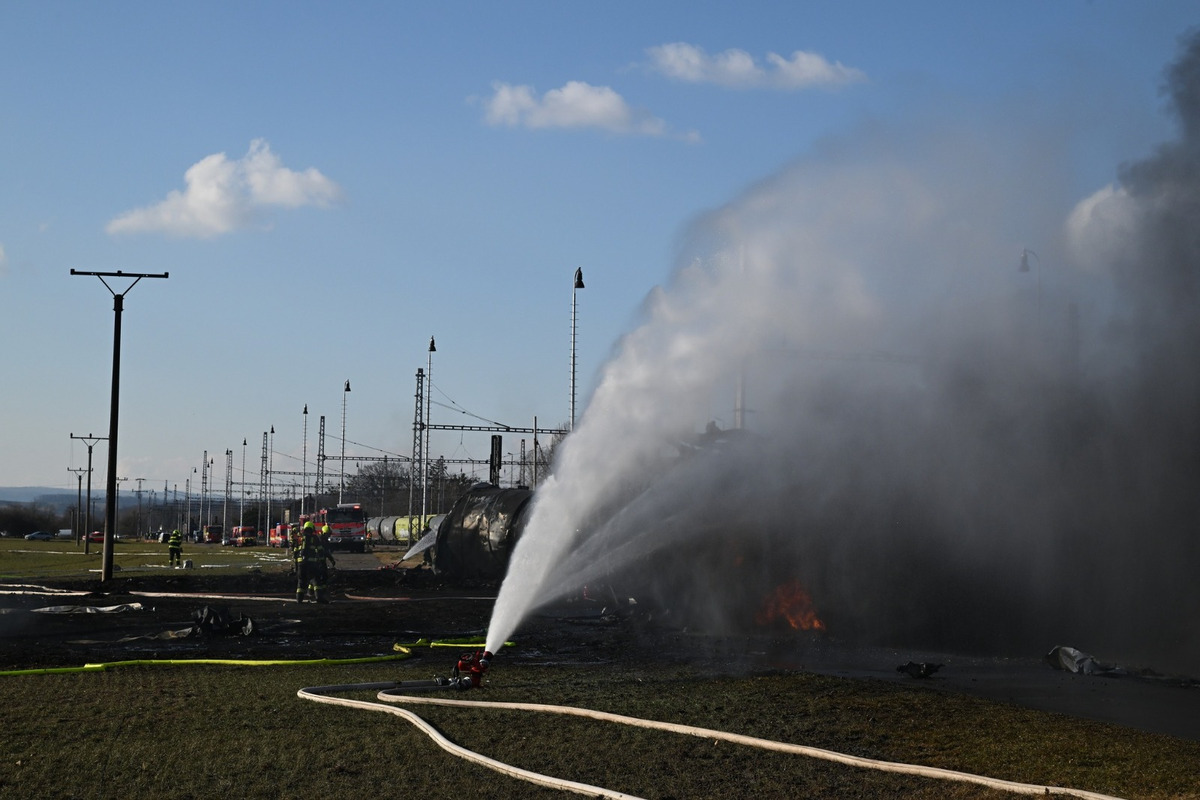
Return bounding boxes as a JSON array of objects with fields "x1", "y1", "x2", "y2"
[
  {"x1": 340, "y1": 379, "x2": 351, "y2": 504},
  {"x1": 68, "y1": 467, "x2": 86, "y2": 546},
  {"x1": 409, "y1": 367, "x2": 425, "y2": 543},
  {"x1": 240, "y1": 438, "x2": 247, "y2": 530},
  {"x1": 317, "y1": 416, "x2": 326, "y2": 504},
  {"x1": 134, "y1": 477, "x2": 146, "y2": 540},
  {"x1": 223, "y1": 449, "x2": 232, "y2": 542},
  {"x1": 69, "y1": 433, "x2": 107, "y2": 555},
  {"x1": 71, "y1": 268, "x2": 168, "y2": 581},
  {"x1": 259, "y1": 432, "x2": 268, "y2": 531}
]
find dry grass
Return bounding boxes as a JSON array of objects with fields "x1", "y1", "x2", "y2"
[{"x1": 0, "y1": 537, "x2": 287, "y2": 581}]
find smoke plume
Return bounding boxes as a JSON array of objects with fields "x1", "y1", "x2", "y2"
[{"x1": 489, "y1": 31, "x2": 1200, "y2": 675}]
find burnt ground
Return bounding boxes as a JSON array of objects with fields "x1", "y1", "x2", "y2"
[
  {"x1": 3, "y1": 565, "x2": 1200, "y2": 743},
  {"x1": 0, "y1": 566, "x2": 655, "y2": 671}
]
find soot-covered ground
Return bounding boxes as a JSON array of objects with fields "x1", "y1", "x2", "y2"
[{"x1": 3, "y1": 565, "x2": 1200, "y2": 742}]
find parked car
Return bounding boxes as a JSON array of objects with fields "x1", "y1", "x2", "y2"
[
  {"x1": 87, "y1": 531, "x2": 104, "y2": 542},
  {"x1": 24, "y1": 531, "x2": 53, "y2": 541}
]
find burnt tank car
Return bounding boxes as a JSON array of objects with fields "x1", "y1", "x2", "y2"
[{"x1": 428, "y1": 483, "x2": 533, "y2": 579}]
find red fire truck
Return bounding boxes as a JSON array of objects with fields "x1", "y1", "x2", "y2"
[
  {"x1": 315, "y1": 503, "x2": 368, "y2": 552},
  {"x1": 268, "y1": 523, "x2": 292, "y2": 548}
]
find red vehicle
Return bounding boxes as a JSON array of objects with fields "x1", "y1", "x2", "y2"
[
  {"x1": 315, "y1": 504, "x2": 368, "y2": 552},
  {"x1": 230, "y1": 526, "x2": 258, "y2": 547},
  {"x1": 268, "y1": 523, "x2": 293, "y2": 548},
  {"x1": 202, "y1": 525, "x2": 223, "y2": 544}
]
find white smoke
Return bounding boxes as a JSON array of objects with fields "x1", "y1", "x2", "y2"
[{"x1": 489, "y1": 33, "x2": 1200, "y2": 675}]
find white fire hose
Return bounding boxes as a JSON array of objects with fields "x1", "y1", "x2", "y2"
[{"x1": 298, "y1": 681, "x2": 1127, "y2": 800}]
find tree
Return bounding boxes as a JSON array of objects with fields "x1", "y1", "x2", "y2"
[
  {"x1": 344, "y1": 459, "x2": 411, "y2": 516},
  {"x1": 0, "y1": 502, "x2": 68, "y2": 537}
]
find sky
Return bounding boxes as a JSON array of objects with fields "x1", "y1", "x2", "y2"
[{"x1": 1, "y1": 1, "x2": 1197, "y2": 497}]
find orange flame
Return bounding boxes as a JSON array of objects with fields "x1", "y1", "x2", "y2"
[{"x1": 756, "y1": 579, "x2": 826, "y2": 632}]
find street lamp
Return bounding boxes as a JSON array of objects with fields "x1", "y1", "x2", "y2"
[
  {"x1": 423, "y1": 337, "x2": 435, "y2": 525},
  {"x1": 1019, "y1": 248, "x2": 1041, "y2": 319},
  {"x1": 268, "y1": 425, "x2": 274, "y2": 533},
  {"x1": 223, "y1": 449, "x2": 232, "y2": 543},
  {"x1": 340, "y1": 379, "x2": 351, "y2": 504},
  {"x1": 571, "y1": 267, "x2": 585, "y2": 430},
  {"x1": 301, "y1": 405, "x2": 308, "y2": 517}
]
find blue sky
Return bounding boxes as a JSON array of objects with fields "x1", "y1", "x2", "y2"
[{"x1": 1, "y1": 1, "x2": 1196, "y2": 494}]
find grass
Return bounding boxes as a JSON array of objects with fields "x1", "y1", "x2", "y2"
[
  {"x1": 0, "y1": 659, "x2": 1198, "y2": 799},
  {"x1": 0, "y1": 537, "x2": 291, "y2": 581}
]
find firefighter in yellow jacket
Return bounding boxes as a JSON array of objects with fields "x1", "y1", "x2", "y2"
[
  {"x1": 295, "y1": 521, "x2": 336, "y2": 602},
  {"x1": 167, "y1": 529, "x2": 183, "y2": 567}
]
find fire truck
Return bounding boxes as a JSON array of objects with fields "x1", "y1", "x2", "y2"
[
  {"x1": 314, "y1": 503, "x2": 368, "y2": 552},
  {"x1": 268, "y1": 523, "x2": 292, "y2": 548}
]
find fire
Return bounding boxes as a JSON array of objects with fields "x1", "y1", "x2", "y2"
[{"x1": 756, "y1": 579, "x2": 825, "y2": 632}]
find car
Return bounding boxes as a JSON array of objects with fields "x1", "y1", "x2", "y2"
[
  {"x1": 87, "y1": 531, "x2": 105, "y2": 542},
  {"x1": 24, "y1": 531, "x2": 53, "y2": 541}
]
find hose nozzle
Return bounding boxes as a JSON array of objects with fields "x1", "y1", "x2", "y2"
[{"x1": 453, "y1": 648, "x2": 493, "y2": 689}]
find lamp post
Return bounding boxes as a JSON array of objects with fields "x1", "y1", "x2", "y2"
[
  {"x1": 340, "y1": 380, "x2": 351, "y2": 504},
  {"x1": 423, "y1": 337, "x2": 435, "y2": 526},
  {"x1": 268, "y1": 425, "x2": 274, "y2": 533},
  {"x1": 301, "y1": 406, "x2": 308, "y2": 517},
  {"x1": 223, "y1": 449, "x2": 232, "y2": 542},
  {"x1": 571, "y1": 267, "x2": 585, "y2": 430},
  {"x1": 1019, "y1": 248, "x2": 1041, "y2": 320}
]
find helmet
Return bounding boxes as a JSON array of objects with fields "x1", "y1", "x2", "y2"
[
  {"x1": 303, "y1": 521, "x2": 315, "y2": 530},
  {"x1": 173, "y1": 529, "x2": 180, "y2": 535},
  {"x1": 321, "y1": 525, "x2": 330, "y2": 535}
]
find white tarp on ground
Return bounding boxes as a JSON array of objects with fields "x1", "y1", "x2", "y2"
[
  {"x1": 1044, "y1": 645, "x2": 1128, "y2": 676},
  {"x1": 32, "y1": 603, "x2": 145, "y2": 614}
]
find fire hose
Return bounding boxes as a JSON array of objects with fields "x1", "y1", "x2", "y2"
[
  {"x1": 298, "y1": 653, "x2": 1128, "y2": 800},
  {"x1": 0, "y1": 636, "x2": 1129, "y2": 798}
]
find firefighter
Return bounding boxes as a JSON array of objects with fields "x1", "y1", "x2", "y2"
[
  {"x1": 318, "y1": 524, "x2": 336, "y2": 595},
  {"x1": 290, "y1": 524, "x2": 303, "y2": 574},
  {"x1": 167, "y1": 529, "x2": 183, "y2": 567},
  {"x1": 295, "y1": 521, "x2": 336, "y2": 602}
]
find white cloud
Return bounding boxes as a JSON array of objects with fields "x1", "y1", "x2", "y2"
[
  {"x1": 647, "y1": 43, "x2": 866, "y2": 89},
  {"x1": 106, "y1": 139, "x2": 342, "y2": 238},
  {"x1": 483, "y1": 80, "x2": 695, "y2": 140}
]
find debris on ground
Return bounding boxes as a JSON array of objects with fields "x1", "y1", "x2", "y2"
[
  {"x1": 897, "y1": 661, "x2": 943, "y2": 678},
  {"x1": 1044, "y1": 645, "x2": 1127, "y2": 676}
]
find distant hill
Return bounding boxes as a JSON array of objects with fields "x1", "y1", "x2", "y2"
[
  {"x1": 0, "y1": 486, "x2": 133, "y2": 512},
  {"x1": 0, "y1": 487, "x2": 62, "y2": 503}
]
